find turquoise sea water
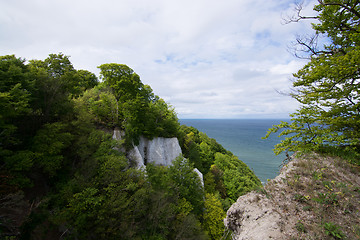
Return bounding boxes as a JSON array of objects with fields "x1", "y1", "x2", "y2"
[{"x1": 180, "y1": 119, "x2": 288, "y2": 183}]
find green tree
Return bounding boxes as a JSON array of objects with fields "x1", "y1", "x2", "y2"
[
  {"x1": 98, "y1": 63, "x2": 150, "y2": 146},
  {"x1": 76, "y1": 84, "x2": 119, "y2": 127},
  {"x1": 29, "y1": 53, "x2": 77, "y2": 122},
  {"x1": 146, "y1": 162, "x2": 208, "y2": 239},
  {"x1": 98, "y1": 63, "x2": 179, "y2": 146},
  {"x1": 179, "y1": 129, "x2": 203, "y2": 170},
  {"x1": 214, "y1": 153, "x2": 260, "y2": 201},
  {"x1": 0, "y1": 55, "x2": 32, "y2": 151},
  {"x1": 168, "y1": 156, "x2": 205, "y2": 216},
  {"x1": 145, "y1": 97, "x2": 179, "y2": 138},
  {"x1": 0, "y1": 55, "x2": 35, "y2": 188},
  {"x1": 32, "y1": 122, "x2": 73, "y2": 177},
  {"x1": 265, "y1": 0, "x2": 360, "y2": 155},
  {"x1": 209, "y1": 165, "x2": 227, "y2": 199},
  {"x1": 203, "y1": 193, "x2": 226, "y2": 240},
  {"x1": 199, "y1": 142, "x2": 213, "y2": 173},
  {"x1": 98, "y1": 63, "x2": 145, "y2": 102},
  {"x1": 74, "y1": 69, "x2": 98, "y2": 96}
]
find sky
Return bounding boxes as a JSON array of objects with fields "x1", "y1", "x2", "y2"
[{"x1": 1, "y1": 0, "x2": 318, "y2": 119}]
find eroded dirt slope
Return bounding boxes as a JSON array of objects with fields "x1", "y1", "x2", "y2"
[{"x1": 225, "y1": 153, "x2": 360, "y2": 239}]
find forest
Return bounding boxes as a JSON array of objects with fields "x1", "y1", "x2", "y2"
[
  {"x1": 0, "y1": 53, "x2": 261, "y2": 240},
  {"x1": 2, "y1": 1, "x2": 360, "y2": 239}
]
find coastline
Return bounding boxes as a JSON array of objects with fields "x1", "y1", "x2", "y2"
[{"x1": 180, "y1": 119, "x2": 288, "y2": 182}]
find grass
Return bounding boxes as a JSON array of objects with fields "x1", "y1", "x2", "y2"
[
  {"x1": 295, "y1": 221, "x2": 307, "y2": 233},
  {"x1": 318, "y1": 146, "x2": 360, "y2": 166},
  {"x1": 263, "y1": 152, "x2": 360, "y2": 239},
  {"x1": 323, "y1": 222, "x2": 345, "y2": 239}
]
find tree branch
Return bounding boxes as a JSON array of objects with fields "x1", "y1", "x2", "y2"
[
  {"x1": 318, "y1": 0, "x2": 360, "y2": 19},
  {"x1": 282, "y1": 1, "x2": 318, "y2": 24},
  {"x1": 289, "y1": 34, "x2": 332, "y2": 58}
]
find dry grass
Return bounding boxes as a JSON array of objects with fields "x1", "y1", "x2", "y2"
[{"x1": 262, "y1": 153, "x2": 360, "y2": 239}]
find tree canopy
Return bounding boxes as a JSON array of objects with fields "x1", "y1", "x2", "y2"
[
  {"x1": 97, "y1": 63, "x2": 180, "y2": 147},
  {"x1": 0, "y1": 53, "x2": 260, "y2": 240},
  {"x1": 265, "y1": 0, "x2": 360, "y2": 158}
]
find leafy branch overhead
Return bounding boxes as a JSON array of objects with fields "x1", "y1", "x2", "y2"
[{"x1": 265, "y1": 0, "x2": 360, "y2": 157}]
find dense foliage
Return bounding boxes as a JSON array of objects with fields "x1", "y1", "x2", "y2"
[
  {"x1": 178, "y1": 126, "x2": 261, "y2": 206},
  {"x1": 265, "y1": 0, "x2": 360, "y2": 161},
  {"x1": 0, "y1": 54, "x2": 260, "y2": 239}
]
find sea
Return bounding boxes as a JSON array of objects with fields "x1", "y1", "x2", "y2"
[{"x1": 179, "y1": 119, "x2": 289, "y2": 183}]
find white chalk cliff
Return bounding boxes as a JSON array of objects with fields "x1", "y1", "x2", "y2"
[
  {"x1": 112, "y1": 128, "x2": 203, "y2": 185},
  {"x1": 112, "y1": 128, "x2": 183, "y2": 167},
  {"x1": 137, "y1": 136, "x2": 183, "y2": 167}
]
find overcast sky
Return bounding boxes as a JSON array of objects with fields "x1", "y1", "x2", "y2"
[{"x1": 1, "y1": 0, "x2": 317, "y2": 119}]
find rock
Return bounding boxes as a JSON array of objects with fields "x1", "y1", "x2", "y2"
[
  {"x1": 126, "y1": 136, "x2": 183, "y2": 169},
  {"x1": 193, "y1": 168, "x2": 204, "y2": 187},
  {"x1": 112, "y1": 129, "x2": 182, "y2": 168},
  {"x1": 141, "y1": 136, "x2": 182, "y2": 166},
  {"x1": 127, "y1": 136, "x2": 183, "y2": 167},
  {"x1": 112, "y1": 127, "x2": 125, "y2": 140},
  {"x1": 111, "y1": 129, "x2": 203, "y2": 184},
  {"x1": 225, "y1": 192, "x2": 284, "y2": 240},
  {"x1": 224, "y1": 157, "x2": 300, "y2": 240},
  {"x1": 127, "y1": 146, "x2": 145, "y2": 169}
]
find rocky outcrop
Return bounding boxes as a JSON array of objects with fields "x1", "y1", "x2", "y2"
[
  {"x1": 225, "y1": 192, "x2": 286, "y2": 240},
  {"x1": 112, "y1": 127, "x2": 125, "y2": 140},
  {"x1": 137, "y1": 136, "x2": 183, "y2": 167},
  {"x1": 111, "y1": 128, "x2": 183, "y2": 167},
  {"x1": 193, "y1": 168, "x2": 204, "y2": 186},
  {"x1": 224, "y1": 158, "x2": 297, "y2": 240},
  {"x1": 126, "y1": 136, "x2": 183, "y2": 168},
  {"x1": 112, "y1": 128, "x2": 204, "y2": 185},
  {"x1": 127, "y1": 145, "x2": 144, "y2": 168},
  {"x1": 224, "y1": 154, "x2": 360, "y2": 239}
]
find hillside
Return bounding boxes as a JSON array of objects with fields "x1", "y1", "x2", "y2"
[
  {"x1": 0, "y1": 53, "x2": 260, "y2": 240},
  {"x1": 225, "y1": 153, "x2": 360, "y2": 239}
]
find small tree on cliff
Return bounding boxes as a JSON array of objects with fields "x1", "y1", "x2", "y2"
[
  {"x1": 98, "y1": 64, "x2": 179, "y2": 146},
  {"x1": 265, "y1": 0, "x2": 360, "y2": 156}
]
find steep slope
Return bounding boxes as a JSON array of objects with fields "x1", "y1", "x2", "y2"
[
  {"x1": 0, "y1": 55, "x2": 261, "y2": 239},
  {"x1": 225, "y1": 153, "x2": 360, "y2": 239},
  {"x1": 112, "y1": 128, "x2": 204, "y2": 184}
]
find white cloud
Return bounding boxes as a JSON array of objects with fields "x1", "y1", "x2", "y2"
[{"x1": 0, "y1": 0, "x2": 318, "y2": 118}]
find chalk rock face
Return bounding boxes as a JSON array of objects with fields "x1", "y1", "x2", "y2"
[
  {"x1": 111, "y1": 129, "x2": 203, "y2": 184},
  {"x1": 112, "y1": 129, "x2": 182, "y2": 168},
  {"x1": 138, "y1": 136, "x2": 182, "y2": 166},
  {"x1": 112, "y1": 127, "x2": 125, "y2": 140},
  {"x1": 193, "y1": 168, "x2": 204, "y2": 186},
  {"x1": 127, "y1": 145, "x2": 145, "y2": 169},
  {"x1": 112, "y1": 128, "x2": 126, "y2": 154},
  {"x1": 136, "y1": 136, "x2": 182, "y2": 166}
]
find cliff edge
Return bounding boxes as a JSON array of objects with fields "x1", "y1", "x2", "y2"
[
  {"x1": 112, "y1": 128, "x2": 182, "y2": 168},
  {"x1": 225, "y1": 153, "x2": 360, "y2": 239}
]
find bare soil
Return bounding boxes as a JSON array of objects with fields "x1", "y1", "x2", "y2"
[{"x1": 225, "y1": 153, "x2": 360, "y2": 239}]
